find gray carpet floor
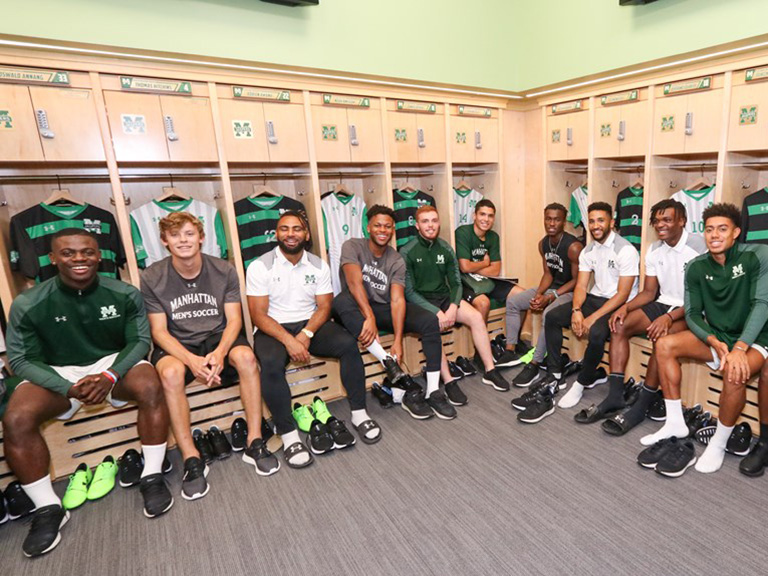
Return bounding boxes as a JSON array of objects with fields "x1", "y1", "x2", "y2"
[{"x1": 1, "y1": 368, "x2": 767, "y2": 575}]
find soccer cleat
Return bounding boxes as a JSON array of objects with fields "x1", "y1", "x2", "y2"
[
  {"x1": 181, "y1": 457, "x2": 210, "y2": 501},
  {"x1": 292, "y1": 403, "x2": 315, "y2": 433},
  {"x1": 725, "y1": 423, "x2": 753, "y2": 457},
  {"x1": 512, "y1": 363, "x2": 541, "y2": 388},
  {"x1": 307, "y1": 420, "x2": 335, "y2": 454},
  {"x1": 583, "y1": 367, "x2": 608, "y2": 389},
  {"x1": 482, "y1": 369, "x2": 510, "y2": 392},
  {"x1": 86, "y1": 455, "x2": 118, "y2": 501},
  {"x1": 383, "y1": 356, "x2": 406, "y2": 385},
  {"x1": 230, "y1": 417, "x2": 248, "y2": 451},
  {"x1": 401, "y1": 388, "x2": 434, "y2": 420},
  {"x1": 207, "y1": 426, "x2": 232, "y2": 460},
  {"x1": 4, "y1": 481, "x2": 36, "y2": 520},
  {"x1": 517, "y1": 386, "x2": 556, "y2": 424},
  {"x1": 655, "y1": 439, "x2": 697, "y2": 478},
  {"x1": 192, "y1": 428, "x2": 215, "y2": 464},
  {"x1": 118, "y1": 449, "x2": 143, "y2": 488},
  {"x1": 426, "y1": 389, "x2": 457, "y2": 420},
  {"x1": 242, "y1": 438, "x2": 281, "y2": 476},
  {"x1": 455, "y1": 356, "x2": 477, "y2": 377},
  {"x1": 326, "y1": 417, "x2": 357, "y2": 449},
  {"x1": 444, "y1": 379, "x2": 468, "y2": 406},
  {"x1": 647, "y1": 394, "x2": 667, "y2": 421},
  {"x1": 448, "y1": 361, "x2": 464, "y2": 380},
  {"x1": 739, "y1": 439, "x2": 768, "y2": 477},
  {"x1": 62, "y1": 463, "x2": 93, "y2": 510},
  {"x1": 495, "y1": 349, "x2": 523, "y2": 368},
  {"x1": 637, "y1": 437, "x2": 679, "y2": 469},
  {"x1": 22, "y1": 505, "x2": 69, "y2": 558},
  {"x1": 140, "y1": 473, "x2": 174, "y2": 518},
  {"x1": 312, "y1": 396, "x2": 334, "y2": 425}
]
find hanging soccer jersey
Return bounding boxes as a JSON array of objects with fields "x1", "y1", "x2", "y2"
[
  {"x1": 567, "y1": 186, "x2": 589, "y2": 230},
  {"x1": 321, "y1": 192, "x2": 368, "y2": 294},
  {"x1": 234, "y1": 195, "x2": 307, "y2": 268},
  {"x1": 393, "y1": 188, "x2": 436, "y2": 249},
  {"x1": 614, "y1": 186, "x2": 644, "y2": 251},
  {"x1": 671, "y1": 186, "x2": 715, "y2": 236},
  {"x1": 10, "y1": 203, "x2": 126, "y2": 282},
  {"x1": 130, "y1": 198, "x2": 227, "y2": 268},
  {"x1": 453, "y1": 188, "x2": 484, "y2": 229},
  {"x1": 741, "y1": 188, "x2": 768, "y2": 245}
]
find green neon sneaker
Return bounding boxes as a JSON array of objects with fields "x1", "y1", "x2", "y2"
[
  {"x1": 312, "y1": 396, "x2": 333, "y2": 425},
  {"x1": 292, "y1": 402, "x2": 315, "y2": 433},
  {"x1": 520, "y1": 346, "x2": 536, "y2": 365},
  {"x1": 86, "y1": 455, "x2": 118, "y2": 501},
  {"x1": 62, "y1": 463, "x2": 93, "y2": 510}
]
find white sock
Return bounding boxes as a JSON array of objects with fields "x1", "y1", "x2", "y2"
[
  {"x1": 426, "y1": 371, "x2": 440, "y2": 396},
  {"x1": 558, "y1": 383, "x2": 584, "y2": 408},
  {"x1": 22, "y1": 475, "x2": 60, "y2": 509},
  {"x1": 640, "y1": 399, "x2": 688, "y2": 446},
  {"x1": 281, "y1": 429, "x2": 310, "y2": 466},
  {"x1": 695, "y1": 421, "x2": 733, "y2": 473},
  {"x1": 141, "y1": 442, "x2": 167, "y2": 478},
  {"x1": 351, "y1": 408, "x2": 379, "y2": 440},
  {"x1": 367, "y1": 340, "x2": 388, "y2": 363}
]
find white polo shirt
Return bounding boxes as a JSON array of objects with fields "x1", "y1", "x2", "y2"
[
  {"x1": 579, "y1": 231, "x2": 639, "y2": 299},
  {"x1": 246, "y1": 247, "x2": 332, "y2": 324},
  {"x1": 645, "y1": 230, "x2": 707, "y2": 307}
]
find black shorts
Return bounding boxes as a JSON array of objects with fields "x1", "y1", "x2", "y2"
[
  {"x1": 641, "y1": 301, "x2": 678, "y2": 322},
  {"x1": 150, "y1": 331, "x2": 251, "y2": 387},
  {"x1": 426, "y1": 295, "x2": 453, "y2": 312},
  {"x1": 462, "y1": 279, "x2": 514, "y2": 304}
]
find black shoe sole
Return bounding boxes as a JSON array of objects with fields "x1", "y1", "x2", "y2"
[
  {"x1": 517, "y1": 405, "x2": 555, "y2": 423},
  {"x1": 739, "y1": 464, "x2": 766, "y2": 477},
  {"x1": 401, "y1": 403, "x2": 434, "y2": 420}
]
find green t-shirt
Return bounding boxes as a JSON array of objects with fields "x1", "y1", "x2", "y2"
[{"x1": 454, "y1": 224, "x2": 501, "y2": 294}]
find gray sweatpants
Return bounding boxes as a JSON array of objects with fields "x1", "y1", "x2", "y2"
[{"x1": 505, "y1": 287, "x2": 574, "y2": 364}]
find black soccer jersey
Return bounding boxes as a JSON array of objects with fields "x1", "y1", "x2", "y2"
[
  {"x1": 741, "y1": 188, "x2": 768, "y2": 245},
  {"x1": 393, "y1": 188, "x2": 436, "y2": 249},
  {"x1": 233, "y1": 195, "x2": 307, "y2": 268},
  {"x1": 9, "y1": 203, "x2": 126, "y2": 282},
  {"x1": 614, "y1": 186, "x2": 643, "y2": 251}
]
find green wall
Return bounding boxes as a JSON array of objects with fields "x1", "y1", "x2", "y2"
[{"x1": 2, "y1": 0, "x2": 768, "y2": 93}]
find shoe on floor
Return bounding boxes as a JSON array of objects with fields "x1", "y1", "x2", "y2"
[
  {"x1": 512, "y1": 363, "x2": 541, "y2": 388},
  {"x1": 0, "y1": 491, "x2": 8, "y2": 525},
  {"x1": 326, "y1": 417, "x2": 357, "y2": 449},
  {"x1": 140, "y1": 473, "x2": 174, "y2": 518},
  {"x1": 511, "y1": 378, "x2": 552, "y2": 411},
  {"x1": 655, "y1": 439, "x2": 697, "y2": 478},
  {"x1": 725, "y1": 422, "x2": 753, "y2": 456},
  {"x1": 308, "y1": 420, "x2": 335, "y2": 454},
  {"x1": 181, "y1": 457, "x2": 210, "y2": 501},
  {"x1": 192, "y1": 428, "x2": 215, "y2": 464},
  {"x1": 739, "y1": 439, "x2": 768, "y2": 477},
  {"x1": 62, "y1": 463, "x2": 93, "y2": 510},
  {"x1": 482, "y1": 368, "x2": 510, "y2": 392},
  {"x1": 647, "y1": 394, "x2": 666, "y2": 421},
  {"x1": 86, "y1": 455, "x2": 118, "y2": 501},
  {"x1": 445, "y1": 379, "x2": 468, "y2": 406},
  {"x1": 230, "y1": 417, "x2": 248, "y2": 451},
  {"x1": 312, "y1": 396, "x2": 334, "y2": 425},
  {"x1": 207, "y1": 425, "x2": 233, "y2": 460},
  {"x1": 118, "y1": 448, "x2": 143, "y2": 488},
  {"x1": 583, "y1": 367, "x2": 608, "y2": 389},
  {"x1": 243, "y1": 438, "x2": 281, "y2": 476},
  {"x1": 495, "y1": 349, "x2": 522, "y2": 368},
  {"x1": 372, "y1": 381, "x2": 395, "y2": 408},
  {"x1": 455, "y1": 356, "x2": 477, "y2": 377},
  {"x1": 401, "y1": 387, "x2": 434, "y2": 420},
  {"x1": 426, "y1": 389, "x2": 457, "y2": 420},
  {"x1": 284, "y1": 442, "x2": 314, "y2": 469},
  {"x1": 22, "y1": 505, "x2": 69, "y2": 558},
  {"x1": 383, "y1": 355, "x2": 406, "y2": 385},
  {"x1": 292, "y1": 402, "x2": 315, "y2": 433},
  {"x1": 637, "y1": 437, "x2": 679, "y2": 469},
  {"x1": 4, "y1": 481, "x2": 36, "y2": 520},
  {"x1": 517, "y1": 387, "x2": 556, "y2": 424},
  {"x1": 448, "y1": 361, "x2": 464, "y2": 380}
]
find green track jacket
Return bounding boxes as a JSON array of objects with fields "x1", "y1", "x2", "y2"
[{"x1": 400, "y1": 234, "x2": 462, "y2": 315}]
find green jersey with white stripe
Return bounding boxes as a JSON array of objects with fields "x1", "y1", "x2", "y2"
[
  {"x1": 321, "y1": 192, "x2": 368, "y2": 294},
  {"x1": 453, "y1": 188, "x2": 484, "y2": 229}
]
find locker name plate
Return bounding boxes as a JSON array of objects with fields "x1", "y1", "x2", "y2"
[
  {"x1": 397, "y1": 100, "x2": 436, "y2": 113},
  {"x1": 0, "y1": 67, "x2": 69, "y2": 85},
  {"x1": 120, "y1": 76, "x2": 192, "y2": 94},
  {"x1": 233, "y1": 87, "x2": 290, "y2": 101},
  {"x1": 746, "y1": 67, "x2": 768, "y2": 83},
  {"x1": 663, "y1": 76, "x2": 711, "y2": 96},
  {"x1": 551, "y1": 101, "x2": 583, "y2": 114},
  {"x1": 458, "y1": 105, "x2": 492, "y2": 117},
  {"x1": 322, "y1": 94, "x2": 370, "y2": 107},
  {"x1": 600, "y1": 90, "x2": 638, "y2": 106}
]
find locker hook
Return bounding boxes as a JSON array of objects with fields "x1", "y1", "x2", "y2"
[
  {"x1": 169, "y1": 173, "x2": 174, "y2": 188},
  {"x1": 56, "y1": 174, "x2": 62, "y2": 190}
]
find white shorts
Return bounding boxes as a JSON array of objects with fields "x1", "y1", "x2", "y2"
[{"x1": 706, "y1": 344, "x2": 768, "y2": 371}]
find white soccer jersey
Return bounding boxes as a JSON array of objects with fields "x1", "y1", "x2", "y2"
[
  {"x1": 321, "y1": 193, "x2": 367, "y2": 294},
  {"x1": 645, "y1": 230, "x2": 707, "y2": 308},
  {"x1": 672, "y1": 186, "x2": 715, "y2": 237},
  {"x1": 567, "y1": 186, "x2": 589, "y2": 230},
  {"x1": 453, "y1": 188, "x2": 484, "y2": 229},
  {"x1": 130, "y1": 199, "x2": 227, "y2": 268}
]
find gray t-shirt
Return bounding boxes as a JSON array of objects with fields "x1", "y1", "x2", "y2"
[
  {"x1": 339, "y1": 238, "x2": 406, "y2": 305},
  {"x1": 141, "y1": 254, "x2": 242, "y2": 347}
]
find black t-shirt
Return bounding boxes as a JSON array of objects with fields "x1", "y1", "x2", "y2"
[
  {"x1": 539, "y1": 232, "x2": 579, "y2": 289},
  {"x1": 233, "y1": 195, "x2": 307, "y2": 268}
]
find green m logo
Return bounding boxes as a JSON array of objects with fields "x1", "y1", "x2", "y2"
[
  {"x1": 232, "y1": 120, "x2": 253, "y2": 139},
  {"x1": 305, "y1": 274, "x2": 316, "y2": 284},
  {"x1": 600, "y1": 124, "x2": 611, "y2": 137},
  {"x1": 395, "y1": 128, "x2": 407, "y2": 142},
  {"x1": 0, "y1": 110, "x2": 12, "y2": 129},
  {"x1": 740, "y1": 106, "x2": 758, "y2": 125},
  {"x1": 552, "y1": 130, "x2": 561, "y2": 143},
  {"x1": 456, "y1": 131, "x2": 466, "y2": 144},
  {"x1": 661, "y1": 116, "x2": 675, "y2": 132},
  {"x1": 322, "y1": 125, "x2": 338, "y2": 141}
]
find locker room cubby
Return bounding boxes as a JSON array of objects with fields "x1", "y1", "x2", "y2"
[
  {"x1": 721, "y1": 152, "x2": 768, "y2": 209},
  {"x1": 386, "y1": 101, "x2": 447, "y2": 164},
  {"x1": 451, "y1": 163, "x2": 503, "y2": 251},
  {"x1": 593, "y1": 90, "x2": 650, "y2": 159},
  {"x1": 546, "y1": 160, "x2": 588, "y2": 238},
  {"x1": 391, "y1": 164, "x2": 450, "y2": 245}
]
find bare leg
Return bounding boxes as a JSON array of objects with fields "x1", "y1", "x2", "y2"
[
  {"x1": 228, "y1": 346, "x2": 263, "y2": 445},
  {"x1": 156, "y1": 356, "x2": 198, "y2": 460},
  {"x1": 472, "y1": 295, "x2": 491, "y2": 324},
  {"x1": 456, "y1": 300, "x2": 494, "y2": 372}
]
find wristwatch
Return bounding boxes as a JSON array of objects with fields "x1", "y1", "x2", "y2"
[
  {"x1": 545, "y1": 289, "x2": 558, "y2": 299},
  {"x1": 571, "y1": 308, "x2": 581, "y2": 313},
  {"x1": 301, "y1": 328, "x2": 314, "y2": 339}
]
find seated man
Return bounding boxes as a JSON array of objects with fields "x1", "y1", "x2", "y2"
[
  {"x1": 4, "y1": 229, "x2": 172, "y2": 558},
  {"x1": 142, "y1": 212, "x2": 278, "y2": 502},
  {"x1": 333, "y1": 205, "x2": 463, "y2": 421},
  {"x1": 247, "y1": 211, "x2": 379, "y2": 468},
  {"x1": 401, "y1": 205, "x2": 509, "y2": 392},
  {"x1": 651, "y1": 203, "x2": 768, "y2": 474},
  {"x1": 598, "y1": 199, "x2": 706, "y2": 433},
  {"x1": 502, "y1": 203, "x2": 583, "y2": 384}
]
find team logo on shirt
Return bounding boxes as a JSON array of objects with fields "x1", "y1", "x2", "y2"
[
  {"x1": 732, "y1": 264, "x2": 745, "y2": 279},
  {"x1": 607, "y1": 259, "x2": 616, "y2": 269},
  {"x1": 436, "y1": 255, "x2": 445, "y2": 264},
  {"x1": 100, "y1": 305, "x2": 120, "y2": 320},
  {"x1": 705, "y1": 274, "x2": 714, "y2": 281},
  {"x1": 55, "y1": 316, "x2": 67, "y2": 322},
  {"x1": 83, "y1": 219, "x2": 103, "y2": 235},
  {"x1": 305, "y1": 274, "x2": 316, "y2": 285}
]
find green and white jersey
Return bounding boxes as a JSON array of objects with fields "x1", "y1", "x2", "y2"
[
  {"x1": 672, "y1": 186, "x2": 715, "y2": 236},
  {"x1": 567, "y1": 186, "x2": 589, "y2": 229},
  {"x1": 453, "y1": 188, "x2": 484, "y2": 229},
  {"x1": 130, "y1": 199, "x2": 227, "y2": 268},
  {"x1": 321, "y1": 193, "x2": 368, "y2": 294}
]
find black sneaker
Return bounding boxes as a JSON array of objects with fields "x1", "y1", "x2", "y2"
[
  {"x1": 118, "y1": 448, "x2": 143, "y2": 488},
  {"x1": 683, "y1": 404, "x2": 702, "y2": 431},
  {"x1": 0, "y1": 490, "x2": 8, "y2": 525},
  {"x1": 515, "y1": 340, "x2": 532, "y2": 356},
  {"x1": 562, "y1": 354, "x2": 582, "y2": 378},
  {"x1": 656, "y1": 439, "x2": 697, "y2": 478},
  {"x1": 308, "y1": 420, "x2": 335, "y2": 454},
  {"x1": 623, "y1": 378, "x2": 640, "y2": 406},
  {"x1": 383, "y1": 356, "x2": 406, "y2": 385},
  {"x1": 455, "y1": 356, "x2": 477, "y2": 377},
  {"x1": 207, "y1": 426, "x2": 232, "y2": 460},
  {"x1": 230, "y1": 417, "x2": 248, "y2": 451},
  {"x1": 181, "y1": 457, "x2": 209, "y2": 501},
  {"x1": 371, "y1": 381, "x2": 394, "y2": 408},
  {"x1": 326, "y1": 418, "x2": 356, "y2": 449},
  {"x1": 517, "y1": 387, "x2": 556, "y2": 424},
  {"x1": 495, "y1": 349, "x2": 523, "y2": 368},
  {"x1": 583, "y1": 367, "x2": 608, "y2": 389},
  {"x1": 192, "y1": 428, "x2": 215, "y2": 464},
  {"x1": 448, "y1": 361, "x2": 464, "y2": 380},
  {"x1": 726, "y1": 422, "x2": 753, "y2": 456},
  {"x1": 162, "y1": 454, "x2": 173, "y2": 474},
  {"x1": 426, "y1": 389, "x2": 457, "y2": 420},
  {"x1": 491, "y1": 341, "x2": 506, "y2": 363},
  {"x1": 691, "y1": 412, "x2": 715, "y2": 442},
  {"x1": 637, "y1": 437, "x2": 678, "y2": 469},
  {"x1": 243, "y1": 438, "x2": 281, "y2": 476},
  {"x1": 511, "y1": 378, "x2": 552, "y2": 411},
  {"x1": 445, "y1": 379, "x2": 468, "y2": 406},
  {"x1": 261, "y1": 418, "x2": 275, "y2": 443},
  {"x1": 402, "y1": 388, "x2": 434, "y2": 420},
  {"x1": 495, "y1": 333, "x2": 508, "y2": 348},
  {"x1": 739, "y1": 439, "x2": 768, "y2": 477},
  {"x1": 140, "y1": 473, "x2": 174, "y2": 517},
  {"x1": 5, "y1": 481, "x2": 35, "y2": 520},
  {"x1": 21, "y1": 505, "x2": 69, "y2": 557},
  {"x1": 512, "y1": 363, "x2": 541, "y2": 388},
  {"x1": 482, "y1": 368, "x2": 510, "y2": 392},
  {"x1": 647, "y1": 394, "x2": 666, "y2": 421}
]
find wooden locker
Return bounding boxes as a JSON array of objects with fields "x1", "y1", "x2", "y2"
[
  {"x1": 594, "y1": 105, "x2": 621, "y2": 158},
  {"x1": 416, "y1": 112, "x2": 446, "y2": 163},
  {"x1": 0, "y1": 83, "x2": 44, "y2": 161},
  {"x1": 217, "y1": 98, "x2": 269, "y2": 162},
  {"x1": 311, "y1": 105, "x2": 350, "y2": 162},
  {"x1": 263, "y1": 102, "x2": 309, "y2": 162},
  {"x1": 546, "y1": 113, "x2": 568, "y2": 161},
  {"x1": 29, "y1": 86, "x2": 105, "y2": 162},
  {"x1": 728, "y1": 83, "x2": 768, "y2": 151},
  {"x1": 451, "y1": 114, "x2": 475, "y2": 163},
  {"x1": 652, "y1": 94, "x2": 687, "y2": 155},
  {"x1": 566, "y1": 110, "x2": 589, "y2": 160},
  {"x1": 387, "y1": 110, "x2": 418, "y2": 163},
  {"x1": 158, "y1": 96, "x2": 218, "y2": 162},
  {"x1": 619, "y1": 100, "x2": 649, "y2": 158},
  {"x1": 103, "y1": 91, "x2": 169, "y2": 162},
  {"x1": 474, "y1": 117, "x2": 499, "y2": 163},
  {"x1": 347, "y1": 107, "x2": 384, "y2": 163},
  {"x1": 684, "y1": 90, "x2": 723, "y2": 154}
]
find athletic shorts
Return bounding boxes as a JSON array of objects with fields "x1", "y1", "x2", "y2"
[
  {"x1": 426, "y1": 295, "x2": 453, "y2": 313},
  {"x1": 151, "y1": 331, "x2": 251, "y2": 387},
  {"x1": 462, "y1": 279, "x2": 515, "y2": 304},
  {"x1": 641, "y1": 301, "x2": 678, "y2": 322},
  {"x1": 707, "y1": 343, "x2": 768, "y2": 371}
]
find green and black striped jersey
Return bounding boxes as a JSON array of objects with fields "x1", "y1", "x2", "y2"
[
  {"x1": 234, "y1": 195, "x2": 307, "y2": 269},
  {"x1": 741, "y1": 188, "x2": 768, "y2": 245},
  {"x1": 614, "y1": 186, "x2": 644, "y2": 251},
  {"x1": 392, "y1": 188, "x2": 436, "y2": 249}
]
